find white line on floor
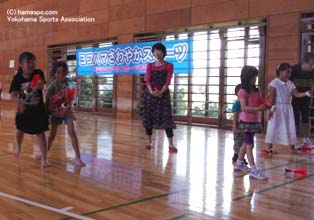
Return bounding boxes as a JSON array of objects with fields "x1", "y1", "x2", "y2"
[
  {"x1": 0, "y1": 192, "x2": 95, "y2": 220},
  {"x1": 61, "y1": 206, "x2": 74, "y2": 211}
]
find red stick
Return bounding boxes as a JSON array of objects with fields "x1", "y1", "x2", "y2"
[
  {"x1": 301, "y1": 145, "x2": 313, "y2": 152},
  {"x1": 256, "y1": 97, "x2": 270, "y2": 108},
  {"x1": 66, "y1": 88, "x2": 75, "y2": 102},
  {"x1": 30, "y1": 74, "x2": 41, "y2": 88},
  {"x1": 285, "y1": 168, "x2": 307, "y2": 175}
]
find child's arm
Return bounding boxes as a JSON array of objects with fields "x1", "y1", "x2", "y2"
[
  {"x1": 37, "y1": 70, "x2": 46, "y2": 88},
  {"x1": 10, "y1": 91, "x2": 19, "y2": 105},
  {"x1": 45, "y1": 84, "x2": 54, "y2": 114},
  {"x1": 233, "y1": 112, "x2": 239, "y2": 133},
  {"x1": 238, "y1": 89, "x2": 265, "y2": 112},
  {"x1": 267, "y1": 86, "x2": 276, "y2": 120},
  {"x1": 45, "y1": 85, "x2": 51, "y2": 103},
  {"x1": 293, "y1": 89, "x2": 310, "y2": 98},
  {"x1": 239, "y1": 98, "x2": 265, "y2": 112},
  {"x1": 264, "y1": 84, "x2": 271, "y2": 100},
  {"x1": 9, "y1": 77, "x2": 24, "y2": 113},
  {"x1": 268, "y1": 86, "x2": 276, "y2": 106},
  {"x1": 265, "y1": 91, "x2": 270, "y2": 100},
  {"x1": 11, "y1": 91, "x2": 25, "y2": 113}
]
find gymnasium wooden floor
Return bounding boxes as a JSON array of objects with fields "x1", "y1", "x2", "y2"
[{"x1": 0, "y1": 103, "x2": 313, "y2": 220}]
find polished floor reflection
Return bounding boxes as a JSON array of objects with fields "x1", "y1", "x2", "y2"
[{"x1": 0, "y1": 105, "x2": 313, "y2": 220}]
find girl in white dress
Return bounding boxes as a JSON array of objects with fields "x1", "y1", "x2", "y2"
[{"x1": 265, "y1": 63, "x2": 311, "y2": 153}]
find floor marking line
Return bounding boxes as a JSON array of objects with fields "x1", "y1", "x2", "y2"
[
  {"x1": 0, "y1": 192, "x2": 95, "y2": 220},
  {"x1": 58, "y1": 160, "x2": 311, "y2": 220},
  {"x1": 58, "y1": 188, "x2": 188, "y2": 220},
  {"x1": 167, "y1": 212, "x2": 194, "y2": 220},
  {"x1": 61, "y1": 206, "x2": 74, "y2": 211},
  {"x1": 299, "y1": 161, "x2": 314, "y2": 166},
  {"x1": 232, "y1": 173, "x2": 314, "y2": 202}
]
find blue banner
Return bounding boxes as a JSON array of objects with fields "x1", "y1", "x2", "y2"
[{"x1": 76, "y1": 38, "x2": 192, "y2": 76}]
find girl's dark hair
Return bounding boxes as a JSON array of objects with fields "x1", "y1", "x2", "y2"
[
  {"x1": 52, "y1": 61, "x2": 68, "y2": 74},
  {"x1": 234, "y1": 84, "x2": 242, "y2": 95},
  {"x1": 276, "y1": 63, "x2": 291, "y2": 77},
  {"x1": 17, "y1": 51, "x2": 36, "y2": 75},
  {"x1": 152, "y1": 43, "x2": 167, "y2": 57},
  {"x1": 240, "y1": 65, "x2": 259, "y2": 93}
]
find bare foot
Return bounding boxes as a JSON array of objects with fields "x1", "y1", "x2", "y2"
[
  {"x1": 290, "y1": 148, "x2": 301, "y2": 154},
  {"x1": 41, "y1": 160, "x2": 50, "y2": 168},
  {"x1": 15, "y1": 146, "x2": 22, "y2": 158},
  {"x1": 31, "y1": 153, "x2": 42, "y2": 160},
  {"x1": 75, "y1": 159, "x2": 86, "y2": 167}
]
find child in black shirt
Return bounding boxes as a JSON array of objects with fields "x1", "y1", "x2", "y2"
[{"x1": 9, "y1": 52, "x2": 49, "y2": 168}]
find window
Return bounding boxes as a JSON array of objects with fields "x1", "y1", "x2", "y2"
[
  {"x1": 301, "y1": 13, "x2": 314, "y2": 55},
  {"x1": 47, "y1": 39, "x2": 117, "y2": 115},
  {"x1": 133, "y1": 22, "x2": 266, "y2": 128}
]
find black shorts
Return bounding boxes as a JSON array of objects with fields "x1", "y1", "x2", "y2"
[
  {"x1": 15, "y1": 104, "x2": 49, "y2": 135},
  {"x1": 292, "y1": 97, "x2": 310, "y2": 124}
]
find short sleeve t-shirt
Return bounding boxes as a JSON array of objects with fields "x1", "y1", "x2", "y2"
[
  {"x1": 232, "y1": 100, "x2": 241, "y2": 113},
  {"x1": 237, "y1": 88, "x2": 261, "y2": 122},
  {"x1": 9, "y1": 69, "x2": 45, "y2": 106},
  {"x1": 232, "y1": 100, "x2": 242, "y2": 123},
  {"x1": 46, "y1": 79, "x2": 75, "y2": 116},
  {"x1": 290, "y1": 64, "x2": 314, "y2": 92}
]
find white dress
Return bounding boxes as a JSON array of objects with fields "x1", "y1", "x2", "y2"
[{"x1": 265, "y1": 78, "x2": 297, "y2": 145}]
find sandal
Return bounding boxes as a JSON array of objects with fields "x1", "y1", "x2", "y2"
[
  {"x1": 262, "y1": 148, "x2": 278, "y2": 155},
  {"x1": 169, "y1": 146, "x2": 178, "y2": 153},
  {"x1": 145, "y1": 143, "x2": 153, "y2": 149},
  {"x1": 291, "y1": 148, "x2": 302, "y2": 154},
  {"x1": 269, "y1": 148, "x2": 278, "y2": 154}
]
